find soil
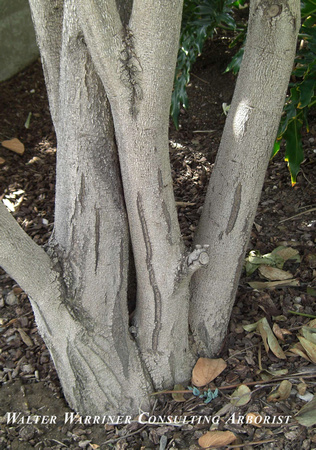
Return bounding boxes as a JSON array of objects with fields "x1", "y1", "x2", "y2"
[{"x1": 0, "y1": 33, "x2": 315, "y2": 450}]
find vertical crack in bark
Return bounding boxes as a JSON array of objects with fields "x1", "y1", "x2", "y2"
[
  {"x1": 78, "y1": 172, "x2": 86, "y2": 211},
  {"x1": 67, "y1": 339, "x2": 117, "y2": 410},
  {"x1": 113, "y1": 239, "x2": 130, "y2": 378},
  {"x1": 161, "y1": 200, "x2": 172, "y2": 245},
  {"x1": 136, "y1": 193, "x2": 162, "y2": 351},
  {"x1": 94, "y1": 206, "x2": 100, "y2": 273},
  {"x1": 158, "y1": 168, "x2": 173, "y2": 245},
  {"x1": 225, "y1": 182, "x2": 242, "y2": 235},
  {"x1": 119, "y1": 26, "x2": 143, "y2": 116}
]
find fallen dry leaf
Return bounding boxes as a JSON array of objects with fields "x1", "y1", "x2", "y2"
[
  {"x1": 17, "y1": 328, "x2": 34, "y2": 347},
  {"x1": 246, "y1": 412, "x2": 263, "y2": 427},
  {"x1": 1, "y1": 138, "x2": 25, "y2": 155},
  {"x1": 230, "y1": 384, "x2": 251, "y2": 406},
  {"x1": 287, "y1": 342, "x2": 312, "y2": 361},
  {"x1": 298, "y1": 336, "x2": 316, "y2": 363},
  {"x1": 301, "y1": 326, "x2": 316, "y2": 345},
  {"x1": 297, "y1": 382, "x2": 307, "y2": 396},
  {"x1": 198, "y1": 430, "x2": 236, "y2": 448},
  {"x1": 273, "y1": 246, "x2": 300, "y2": 261},
  {"x1": 257, "y1": 318, "x2": 286, "y2": 359},
  {"x1": 267, "y1": 380, "x2": 292, "y2": 402},
  {"x1": 192, "y1": 357, "x2": 227, "y2": 387},
  {"x1": 273, "y1": 323, "x2": 291, "y2": 341},
  {"x1": 248, "y1": 279, "x2": 300, "y2": 289},
  {"x1": 258, "y1": 265, "x2": 293, "y2": 281},
  {"x1": 307, "y1": 319, "x2": 316, "y2": 328},
  {"x1": 295, "y1": 396, "x2": 316, "y2": 427},
  {"x1": 0, "y1": 157, "x2": 5, "y2": 165},
  {"x1": 171, "y1": 384, "x2": 186, "y2": 402}
]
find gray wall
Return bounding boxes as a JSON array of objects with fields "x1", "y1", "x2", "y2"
[{"x1": 0, "y1": 0, "x2": 39, "y2": 81}]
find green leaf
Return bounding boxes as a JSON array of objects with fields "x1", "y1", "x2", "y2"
[
  {"x1": 298, "y1": 78, "x2": 315, "y2": 109},
  {"x1": 301, "y1": 0, "x2": 316, "y2": 18},
  {"x1": 271, "y1": 139, "x2": 281, "y2": 159},
  {"x1": 224, "y1": 47, "x2": 244, "y2": 74},
  {"x1": 284, "y1": 118, "x2": 304, "y2": 185}
]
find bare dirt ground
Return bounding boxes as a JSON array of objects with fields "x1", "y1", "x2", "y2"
[{"x1": 0, "y1": 35, "x2": 315, "y2": 449}]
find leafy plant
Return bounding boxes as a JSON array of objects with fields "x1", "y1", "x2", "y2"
[
  {"x1": 188, "y1": 385, "x2": 219, "y2": 403},
  {"x1": 171, "y1": 0, "x2": 245, "y2": 128},
  {"x1": 273, "y1": 7, "x2": 316, "y2": 184}
]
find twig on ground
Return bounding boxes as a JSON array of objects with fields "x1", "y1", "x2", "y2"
[{"x1": 279, "y1": 207, "x2": 316, "y2": 223}]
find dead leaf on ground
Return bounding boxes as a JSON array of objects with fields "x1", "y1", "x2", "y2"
[
  {"x1": 257, "y1": 318, "x2": 286, "y2": 359},
  {"x1": 267, "y1": 380, "x2": 292, "y2": 402},
  {"x1": 17, "y1": 328, "x2": 34, "y2": 347},
  {"x1": 171, "y1": 384, "x2": 186, "y2": 402},
  {"x1": 287, "y1": 342, "x2": 312, "y2": 361},
  {"x1": 230, "y1": 384, "x2": 251, "y2": 406},
  {"x1": 273, "y1": 323, "x2": 291, "y2": 341},
  {"x1": 248, "y1": 279, "x2": 300, "y2": 290},
  {"x1": 297, "y1": 382, "x2": 307, "y2": 396},
  {"x1": 297, "y1": 336, "x2": 316, "y2": 363},
  {"x1": 198, "y1": 430, "x2": 236, "y2": 448},
  {"x1": 259, "y1": 368, "x2": 288, "y2": 380},
  {"x1": 243, "y1": 321, "x2": 258, "y2": 332},
  {"x1": 1, "y1": 138, "x2": 25, "y2": 155},
  {"x1": 307, "y1": 318, "x2": 316, "y2": 328},
  {"x1": 301, "y1": 325, "x2": 316, "y2": 344},
  {"x1": 258, "y1": 265, "x2": 293, "y2": 281},
  {"x1": 295, "y1": 396, "x2": 316, "y2": 427},
  {"x1": 192, "y1": 358, "x2": 227, "y2": 387},
  {"x1": 272, "y1": 246, "x2": 300, "y2": 262}
]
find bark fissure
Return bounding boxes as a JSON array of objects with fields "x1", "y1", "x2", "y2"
[
  {"x1": 79, "y1": 173, "x2": 86, "y2": 210},
  {"x1": 113, "y1": 240, "x2": 130, "y2": 378},
  {"x1": 67, "y1": 342, "x2": 117, "y2": 410},
  {"x1": 94, "y1": 207, "x2": 101, "y2": 273},
  {"x1": 136, "y1": 193, "x2": 162, "y2": 351},
  {"x1": 161, "y1": 200, "x2": 173, "y2": 245},
  {"x1": 120, "y1": 25, "x2": 143, "y2": 116},
  {"x1": 225, "y1": 182, "x2": 242, "y2": 235}
]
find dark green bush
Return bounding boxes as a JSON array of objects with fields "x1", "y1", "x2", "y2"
[
  {"x1": 174, "y1": 0, "x2": 316, "y2": 184},
  {"x1": 171, "y1": 0, "x2": 245, "y2": 128}
]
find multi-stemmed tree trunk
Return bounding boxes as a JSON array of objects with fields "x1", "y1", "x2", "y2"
[{"x1": 0, "y1": 0, "x2": 299, "y2": 415}]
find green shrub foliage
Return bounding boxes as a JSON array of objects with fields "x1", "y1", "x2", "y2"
[
  {"x1": 171, "y1": 0, "x2": 244, "y2": 128},
  {"x1": 174, "y1": 0, "x2": 316, "y2": 184}
]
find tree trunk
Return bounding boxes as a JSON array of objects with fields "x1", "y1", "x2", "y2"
[
  {"x1": 0, "y1": 0, "x2": 300, "y2": 416},
  {"x1": 189, "y1": 0, "x2": 300, "y2": 355}
]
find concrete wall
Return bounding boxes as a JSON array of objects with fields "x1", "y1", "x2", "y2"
[{"x1": 0, "y1": 0, "x2": 39, "y2": 81}]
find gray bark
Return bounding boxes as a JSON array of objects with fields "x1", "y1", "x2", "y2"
[
  {"x1": 76, "y1": 0, "x2": 200, "y2": 387},
  {"x1": 27, "y1": 0, "x2": 154, "y2": 415},
  {"x1": 28, "y1": 0, "x2": 63, "y2": 131},
  {"x1": 0, "y1": 0, "x2": 300, "y2": 416},
  {"x1": 189, "y1": 0, "x2": 300, "y2": 355}
]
